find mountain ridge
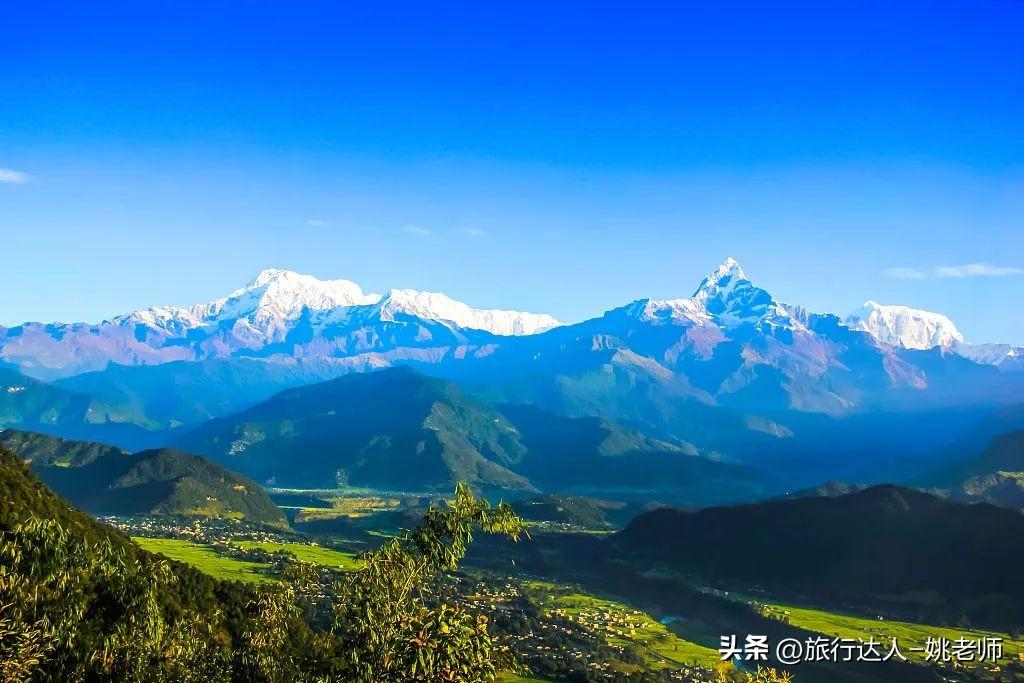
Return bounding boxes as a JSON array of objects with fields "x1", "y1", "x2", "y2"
[
  {"x1": 0, "y1": 267, "x2": 562, "y2": 380},
  {"x1": 613, "y1": 483, "x2": 1024, "y2": 630},
  {"x1": 4, "y1": 259, "x2": 1023, "y2": 491},
  {"x1": 173, "y1": 366, "x2": 754, "y2": 502},
  {"x1": 3, "y1": 259, "x2": 1020, "y2": 383},
  {"x1": 0, "y1": 428, "x2": 288, "y2": 526}
]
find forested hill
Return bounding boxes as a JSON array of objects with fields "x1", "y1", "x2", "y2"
[
  {"x1": 0, "y1": 444, "x2": 318, "y2": 679},
  {"x1": 0, "y1": 429, "x2": 288, "y2": 527},
  {"x1": 0, "y1": 443, "x2": 529, "y2": 681},
  {"x1": 614, "y1": 485, "x2": 1024, "y2": 630},
  {"x1": 0, "y1": 426, "x2": 127, "y2": 466}
]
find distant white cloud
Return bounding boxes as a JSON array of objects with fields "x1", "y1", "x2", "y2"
[
  {"x1": 462, "y1": 227, "x2": 488, "y2": 237},
  {"x1": 305, "y1": 219, "x2": 330, "y2": 227},
  {"x1": 885, "y1": 262, "x2": 1022, "y2": 280},
  {"x1": 933, "y1": 262, "x2": 1023, "y2": 278},
  {"x1": 884, "y1": 267, "x2": 926, "y2": 280},
  {"x1": 0, "y1": 168, "x2": 29, "y2": 184},
  {"x1": 403, "y1": 225, "x2": 432, "y2": 237}
]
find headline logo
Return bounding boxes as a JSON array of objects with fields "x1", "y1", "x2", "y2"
[{"x1": 719, "y1": 635, "x2": 1004, "y2": 666}]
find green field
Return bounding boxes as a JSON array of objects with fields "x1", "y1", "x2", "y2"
[
  {"x1": 272, "y1": 488, "x2": 407, "y2": 522},
  {"x1": 133, "y1": 537, "x2": 274, "y2": 584},
  {"x1": 755, "y1": 598, "x2": 1024, "y2": 665},
  {"x1": 530, "y1": 581, "x2": 721, "y2": 669},
  {"x1": 497, "y1": 673, "x2": 551, "y2": 683},
  {"x1": 232, "y1": 540, "x2": 361, "y2": 570}
]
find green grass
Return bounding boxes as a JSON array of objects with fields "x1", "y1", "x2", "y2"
[
  {"x1": 497, "y1": 673, "x2": 551, "y2": 682},
  {"x1": 753, "y1": 598, "x2": 1024, "y2": 665},
  {"x1": 529, "y1": 581, "x2": 721, "y2": 669},
  {"x1": 232, "y1": 540, "x2": 361, "y2": 570},
  {"x1": 299, "y1": 496, "x2": 400, "y2": 521},
  {"x1": 133, "y1": 537, "x2": 274, "y2": 584}
]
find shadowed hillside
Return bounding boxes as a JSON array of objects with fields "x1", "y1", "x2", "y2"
[
  {"x1": 614, "y1": 485, "x2": 1024, "y2": 631},
  {"x1": 1, "y1": 429, "x2": 288, "y2": 527}
]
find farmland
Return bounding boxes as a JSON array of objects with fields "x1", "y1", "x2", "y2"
[
  {"x1": 231, "y1": 539, "x2": 361, "y2": 570},
  {"x1": 753, "y1": 598, "x2": 1024, "y2": 664},
  {"x1": 132, "y1": 537, "x2": 274, "y2": 584}
]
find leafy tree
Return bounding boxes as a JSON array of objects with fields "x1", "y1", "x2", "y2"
[
  {"x1": 331, "y1": 482, "x2": 524, "y2": 682},
  {"x1": 2, "y1": 439, "x2": 526, "y2": 683}
]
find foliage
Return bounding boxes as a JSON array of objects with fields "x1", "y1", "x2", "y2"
[
  {"x1": 0, "y1": 515, "x2": 228, "y2": 681},
  {"x1": 331, "y1": 482, "x2": 525, "y2": 682},
  {"x1": 0, "y1": 446, "x2": 526, "y2": 681},
  {"x1": 5, "y1": 428, "x2": 290, "y2": 527},
  {"x1": 714, "y1": 666, "x2": 793, "y2": 683}
]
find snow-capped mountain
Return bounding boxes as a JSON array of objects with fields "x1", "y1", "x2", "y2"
[
  {"x1": 845, "y1": 301, "x2": 964, "y2": 350},
  {"x1": 955, "y1": 342, "x2": 1022, "y2": 367},
  {"x1": 629, "y1": 256, "x2": 811, "y2": 336},
  {"x1": 374, "y1": 288, "x2": 559, "y2": 335},
  {"x1": 1, "y1": 258, "x2": 1019, "y2": 419},
  {"x1": 845, "y1": 301, "x2": 1023, "y2": 368},
  {"x1": 123, "y1": 269, "x2": 381, "y2": 341},
  {"x1": 0, "y1": 268, "x2": 562, "y2": 379},
  {"x1": 483, "y1": 258, "x2": 918, "y2": 418},
  {"x1": 124, "y1": 268, "x2": 558, "y2": 340},
  {"x1": 5, "y1": 257, "x2": 1022, "y2": 479}
]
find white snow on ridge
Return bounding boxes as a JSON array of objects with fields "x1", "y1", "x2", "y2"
[
  {"x1": 121, "y1": 268, "x2": 561, "y2": 338},
  {"x1": 844, "y1": 301, "x2": 1024, "y2": 367},
  {"x1": 632, "y1": 297, "x2": 711, "y2": 326},
  {"x1": 620, "y1": 260, "x2": 1017, "y2": 369},
  {"x1": 378, "y1": 288, "x2": 562, "y2": 335},
  {"x1": 954, "y1": 342, "x2": 1021, "y2": 366},
  {"x1": 845, "y1": 301, "x2": 964, "y2": 350}
]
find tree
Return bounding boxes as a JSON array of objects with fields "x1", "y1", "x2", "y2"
[
  {"x1": 2, "y1": 440, "x2": 527, "y2": 683},
  {"x1": 331, "y1": 483, "x2": 525, "y2": 682}
]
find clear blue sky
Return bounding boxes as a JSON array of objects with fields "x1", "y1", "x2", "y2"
[{"x1": 1, "y1": 1, "x2": 1022, "y2": 343}]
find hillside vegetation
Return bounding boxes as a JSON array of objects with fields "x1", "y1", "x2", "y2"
[
  {"x1": 0, "y1": 444, "x2": 529, "y2": 681},
  {"x1": 615, "y1": 485, "x2": 1024, "y2": 631},
  {"x1": 177, "y1": 366, "x2": 534, "y2": 491},
  {"x1": 924, "y1": 429, "x2": 1024, "y2": 509},
  {"x1": 0, "y1": 366, "x2": 156, "y2": 447},
  {"x1": 1, "y1": 429, "x2": 288, "y2": 527},
  {"x1": 176, "y1": 367, "x2": 753, "y2": 503}
]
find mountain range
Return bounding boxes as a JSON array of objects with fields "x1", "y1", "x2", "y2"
[
  {"x1": 174, "y1": 366, "x2": 756, "y2": 504},
  {"x1": 2, "y1": 259, "x2": 1020, "y2": 385},
  {"x1": 2, "y1": 259, "x2": 1022, "y2": 496},
  {"x1": 0, "y1": 268, "x2": 561, "y2": 381}
]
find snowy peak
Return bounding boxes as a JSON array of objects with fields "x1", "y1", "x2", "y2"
[
  {"x1": 123, "y1": 268, "x2": 560, "y2": 339},
  {"x1": 693, "y1": 257, "x2": 747, "y2": 294},
  {"x1": 845, "y1": 301, "x2": 964, "y2": 350},
  {"x1": 378, "y1": 288, "x2": 562, "y2": 335},
  {"x1": 629, "y1": 258, "x2": 782, "y2": 328},
  {"x1": 247, "y1": 267, "x2": 295, "y2": 288},
  {"x1": 124, "y1": 269, "x2": 379, "y2": 337},
  {"x1": 692, "y1": 257, "x2": 763, "y2": 304},
  {"x1": 221, "y1": 268, "x2": 378, "y2": 318}
]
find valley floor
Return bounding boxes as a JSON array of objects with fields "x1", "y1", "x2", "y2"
[{"x1": 120, "y1": 509, "x2": 1024, "y2": 683}]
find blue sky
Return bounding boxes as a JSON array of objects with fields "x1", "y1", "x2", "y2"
[{"x1": 1, "y1": 1, "x2": 1022, "y2": 343}]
